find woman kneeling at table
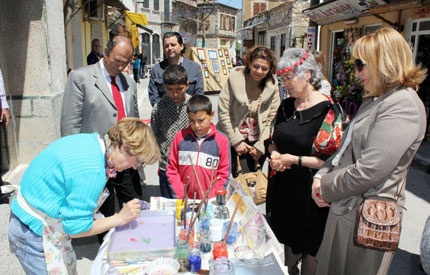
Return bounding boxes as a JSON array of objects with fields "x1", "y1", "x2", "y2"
[{"x1": 8, "y1": 118, "x2": 160, "y2": 275}]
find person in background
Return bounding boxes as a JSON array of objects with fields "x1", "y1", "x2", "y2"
[
  {"x1": 167, "y1": 95, "x2": 230, "y2": 199},
  {"x1": 0, "y1": 67, "x2": 10, "y2": 203},
  {"x1": 266, "y1": 48, "x2": 343, "y2": 275},
  {"x1": 61, "y1": 36, "x2": 142, "y2": 243},
  {"x1": 87, "y1": 38, "x2": 104, "y2": 65},
  {"x1": 148, "y1": 32, "x2": 204, "y2": 106},
  {"x1": 151, "y1": 64, "x2": 191, "y2": 198},
  {"x1": 138, "y1": 48, "x2": 147, "y2": 79},
  {"x1": 217, "y1": 46, "x2": 280, "y2": 178},
  {"x1": 8, "y1": 118, "x2": 160, "y2": 274},
  {"x1": 312, "y1": 51, "x2": 332, "y2": 97},
  {"x1": 132, "y1": 54, "x2": 141, "y2": 84},
  {"x1": 312, "y1": 27, "x2": 427, "y2": 275}
]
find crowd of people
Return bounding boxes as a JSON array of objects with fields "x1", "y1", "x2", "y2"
[{"x1": 4, "y1": 27, "x2": 428, "y2": 275}]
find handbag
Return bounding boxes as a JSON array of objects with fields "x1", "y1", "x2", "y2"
[
  {"x1": 353, "y1": 165, "x2": 407, "y2": 252},
  {"x1": 234, "y1": 156, "x2": 267, "y2": 205}
]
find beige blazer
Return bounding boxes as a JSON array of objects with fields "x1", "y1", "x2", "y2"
[
  {"x1": 217, "y1": 66, "x2": 280, "y2": 154},
  {"x1": 319, "y1": 87, "x2": 426, "y2": 216},
  {"x1": 60, "y1": 62, "x2": 138, "y2": 136}
]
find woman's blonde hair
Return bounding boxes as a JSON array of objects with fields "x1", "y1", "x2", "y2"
[
  {"x1": 108, "y1": 118, "x2": 160, "y2": 164},
  {"x1": 352, "y1": 27, "x2": 427, "y2": 96}
]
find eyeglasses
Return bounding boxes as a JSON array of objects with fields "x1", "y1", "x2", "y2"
[
  {"x1": 355, "y1": 59, "x2": 366, "y2": 72},
  {"x1": 280, "y1": 73, "x2": 298, "y2": 84}
]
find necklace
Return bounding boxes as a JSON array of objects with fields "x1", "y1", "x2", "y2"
[
  {"x1": 281, "y1": 100, "x2": 300, "y2": 122},
  {"x1": 104, "y1": 134, "x2": 117, "y2": 178}
]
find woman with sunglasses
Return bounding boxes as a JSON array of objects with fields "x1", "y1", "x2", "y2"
[
  {"x1": 266, "y1": 48, "x2": 343, "y2": 275},
  {"x1": 8, "y1": 118, "x2": 160, "y2": 274},
  {"x1": 312, "y1": 27, "x2": 427, "y2": 274},
  {"x1": 218, "y1": 46, "x2": 280, "y2": 177}
]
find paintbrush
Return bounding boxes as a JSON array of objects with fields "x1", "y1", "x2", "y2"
[
  {"x1": 183, "y1": 177, "x2": 190, "y2": 228},
  {"x1": 189, "y1": 192, "x2": 197, "y2": 229},
  {"x1": 204, "y1": 176, "x2": 220, "y2": 212},
  {"x1": 188, "y1": 154, "x2": 205, "y2": 198},
  {"x1": 186, "y1": 198, "x2": 205, "y2": 243},
  {"x1": 223, "y1": 197, "x2": 243, "y2": 245}
]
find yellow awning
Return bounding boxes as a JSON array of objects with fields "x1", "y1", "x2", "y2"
[{"x1": 125, "y1": 11, "x2": 148, "y2": 26}]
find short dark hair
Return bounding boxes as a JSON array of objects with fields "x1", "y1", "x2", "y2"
[
  {"x1": 163, "y1": 32, "x2": 185, "y2": 54},
  {"x1": 105, "y1": 36, "x2": 134, "y2": 56},
  {"x1": 187, "y1": 95, "x2": 212, "y2": 115},
  {"x1": 163, "y1": 64, "x2": 188, "y2": 85}
]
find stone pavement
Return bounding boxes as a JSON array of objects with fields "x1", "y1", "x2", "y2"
[{"x1": 0, "y1": 76, "x2": 429, "y2": 274}]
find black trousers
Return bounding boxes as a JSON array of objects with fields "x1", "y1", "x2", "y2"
[{"x1": 97, "y1": 168, "x2": 142, "y2": 243}]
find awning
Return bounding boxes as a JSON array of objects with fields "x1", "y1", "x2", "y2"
[
  {"x1": 105, "y1": 0, "x2": 128, "y2": 10},
  {"x1": 136, "y1": 24, "x2": 154, "y2": 34},
  {"x1": 303, "y1": 0, "x2": 388, "y2": 25},
  {"x1": 241, "y1": 21, "x2": 267, "y2": 30},
  {"x1": 125, "y1": 11, "x2": 148, "y2": 26}
]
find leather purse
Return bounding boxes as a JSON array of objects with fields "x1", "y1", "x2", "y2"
[
  {"x1": 353, "y1": 198, "x2": 402, "y2": 251},
  {"x1": 234, "y1": 156, "x2": 267, "y2": 205}
]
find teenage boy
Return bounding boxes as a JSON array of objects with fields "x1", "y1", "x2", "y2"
[
  {"x1": 167, "y1": 95, "x2": 231, "y2": 199},
  {"x1": 151, "y1": 64, "x2": 191, "y2": 198}
]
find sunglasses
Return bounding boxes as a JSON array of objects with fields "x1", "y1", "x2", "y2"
[{"x1": 355, "y1": 59, "x2": 366, "y2": 72}]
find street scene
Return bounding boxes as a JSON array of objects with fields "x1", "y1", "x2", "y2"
[{"x1": 0, "y1": 0, "x2": 430, "y2": 274}]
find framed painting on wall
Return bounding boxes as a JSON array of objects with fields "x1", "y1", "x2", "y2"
[
  {"x1": 228, "y1": 67, "x2": 232, "y2": 72},
  {"x1": 218, "y1": 49, "x2": 223, "y2": 57},
  {"x1": 204, "y1": 70, "x2": 209, "y2": 78},
  {"x1": 208, "y1": 50, "x2": 218, "y2": 60},
  {"x1": 221, "y1": 60, "x2": 226, "y2": 67},
  {"x1": 201, "y1": 62, "x2": 208, "y2": 69},
  {"x1": 197, "y1": 48, "x2": 206, "y2": 61},
  {"x1": 223, "y1": 68, "x2": 227, "y2": 75},
  {"x1": 212, "y1": 61, "x2": 220, "y2": 73},
  {"x1": 226, "y1": 57, "x2": 231, "y2": 65},
  {"x1": 216, "y1": 76, "x2": 220, "y2": 82},
  {"x1": 224, "y1": 49, "x2": 229, "y2": 56}
]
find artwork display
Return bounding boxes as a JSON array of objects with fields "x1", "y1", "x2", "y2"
[
  {"x1": 208, "y1": 50, "x2": 218, "y2": 60},
  {"x1": 218, "y1": 49, "x2": 223, "y2": 57},
  {"x1": 212, "y1": 61, "x2": 220, "y2": 73},
  {"x1": 216, "y1": 76, "x2": 220, "y2": 82},
  {"x1": 224, "y1": 49, "x2": 229, "y2": 56},
  {"x1": 197, "y1": 49, "x2": 206, "y2": 61},
  {"x1": 228, "y1": 67, "x2": 232, "y2": 72},
  {"x1": 223, "y1": 68, "x2": 227, "y2": 75},
  {"x1": 226, "y1": 57, "x2": 231, "y2": 65},
  {"x1": 204, "y1": 70, "x2": 209, "y2": 78},
  {"x1": 221, "y1": 60, "x2": 226, "y2": 67},
  {"x1": 202, "y1": 62, "x2": 208, "y2": 69}
]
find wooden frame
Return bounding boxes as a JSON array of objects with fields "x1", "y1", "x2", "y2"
[{"x1": 197, "y1": 48, "x2": 206, "y2": 61}]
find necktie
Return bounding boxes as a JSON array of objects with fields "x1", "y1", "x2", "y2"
[{"x1": 110, "y1": 76, "x2": 126, "y2": 121}]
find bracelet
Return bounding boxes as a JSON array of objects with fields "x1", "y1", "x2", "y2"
[{"x1": 298, "y1": 156, "x2": 302, "y2": 167}]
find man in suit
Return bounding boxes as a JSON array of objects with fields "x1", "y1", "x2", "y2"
[
  {"x1": 61, "y1": 36, "x2": 142, "y2": 242},
  {"x1": 148, "y1": 32, "x2": 204, "y2": 106},
  {"x1": 87, "y1": 38, "x2": 104, "y2": 65}
]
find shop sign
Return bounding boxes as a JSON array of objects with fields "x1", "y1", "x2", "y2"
[{"x1": 305, "y1": 27, "x2": 316, "y2": 51}]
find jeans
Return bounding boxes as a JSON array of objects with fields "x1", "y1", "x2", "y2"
[{"x1": 8, "y1": 212, "x2": 48, "y2": 275}]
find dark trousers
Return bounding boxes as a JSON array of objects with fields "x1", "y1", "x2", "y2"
[
  {"x1": 133, "y1": 68, "x2": 140, "y2": 83},
  {"x1": 230, "y1": 141, "x2": 266, "y2": 178},
  {"x1": 97, "y1": 168, "x2": 142, "y2": 243},
  {"x1": 158, "y1": 169, "x2": 175, "y2": 199}
]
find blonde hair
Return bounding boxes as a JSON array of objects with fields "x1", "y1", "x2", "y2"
[
  {"x1": 108, "y1": 118, "x2": 160, "y2": 164},
  {"x1": 352, "y1": 27, "x2": 427, "y2": 96}
]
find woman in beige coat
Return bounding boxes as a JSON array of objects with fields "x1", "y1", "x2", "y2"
[
  {"x1": 217, "y1": 46, "x2": 280, "y2": 176},
  {"x1": 312, "y1": 27, "x2": 427, "y2": 275}
]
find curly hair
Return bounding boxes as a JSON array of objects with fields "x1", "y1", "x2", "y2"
[
  {"x1": 108, "y1": 118, "x2": 160, "y2": 165},
  {"x1": 352, "y1": 27, "x2": 427, "y2": 96},
  {"x1": 243, "y1": 46, "x2": 277, "y2": 89}
]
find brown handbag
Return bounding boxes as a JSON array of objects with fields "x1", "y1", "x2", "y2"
[
  {"x1": 234, "y1": 156, "x2": 268, "y2": 205},
  {"x1": 352, "y1": 149, "x2": 406, "y2": 252}
]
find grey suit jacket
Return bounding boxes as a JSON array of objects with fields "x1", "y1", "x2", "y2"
[
  {"x1": 319, "y1": 87, "x2": 426, "y2": 216},
  {"x1": 61, "y1": 62, "x2": 138, "y2": 136}
]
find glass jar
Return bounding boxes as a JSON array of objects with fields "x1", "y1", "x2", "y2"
[
  {"x1": 189, "y1": 248, "x2": 202, "y2": 272},
  {"x1": 176, "y1": 239, "x2": 190, "y2": 272},
  {"x1": 209, "y1": 219, "x2": 224, "y2": 242},
  {"x1": 222, "y1": 221, "x2": 238, "y2": 244},
  {"x1": 179, "y1": 227, "x2": 195, "y2": 248},
  {"x1": 209, "y1": 256, "x2": 234, "y2": 275},
  {"x1": 212, "y1": 241, "x2": 228, "y2": 260}
]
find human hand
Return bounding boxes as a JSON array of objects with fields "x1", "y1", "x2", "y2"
[
  {"x1": 118, "y1": 198, "x2": 141, "y2": 225},
  {"x1": 249, "y1": 147, "x2": 263, "y2": 160},
  {"x1": 1, "y1": 109, "x2": 9, "y2": 127},
  {"x1": 311, "y1": 178, "x2": 330, "y2": 207},
  {"x1": 269, "y1": 152, "x2": 289, "y2": 172},
  {"x1": 234, "y1": 141, "x2": 251, "y2": 156}
]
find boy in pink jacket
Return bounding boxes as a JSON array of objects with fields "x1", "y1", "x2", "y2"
[{"x1": 167, "y1": 95, "x2": 231, "y2": 199}]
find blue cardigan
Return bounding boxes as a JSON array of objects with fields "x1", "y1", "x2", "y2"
[{"x1": 11, "y1": 133, "x2": 106, "y2": 236}]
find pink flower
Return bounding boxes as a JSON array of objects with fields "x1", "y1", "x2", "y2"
[{"x1": 294, "y1": 62, "x2": 300, "y2": 66}]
